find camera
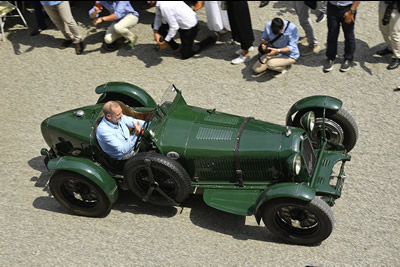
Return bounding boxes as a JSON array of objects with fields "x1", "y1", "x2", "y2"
[
  {"x1": 382, "y1": 1, "x2": 394, "y2": 26},
  {"x1": 258, "y1": 42, "x2": 273, "y2": 55}
]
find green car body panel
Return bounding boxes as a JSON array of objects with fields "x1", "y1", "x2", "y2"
[
  {"x1": 40, "y1": 82, "x2": 352, "y2": 220},
  {"x1": 286, "y1": 95, "x2": 342, "y2": 125},
  {"x1": 95, "y1": 82, "x2": 157, "y2": 109},
  {"x1": 47, "y1": 156, "x2": 119, "y2": 203}
]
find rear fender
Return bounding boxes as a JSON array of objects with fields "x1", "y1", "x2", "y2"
[
  {"x1": 254, "y1": 183, "x2": 315, "y2": 224},
  {"x1": 95, "y1": 82, "x2": 157, "y2": 109},
  {"x1": 47, "y1": 157, "x2": 119, "y2": 203},
  {"x1": 286, "y1": 95, "x2": 342, "y2": 125}
]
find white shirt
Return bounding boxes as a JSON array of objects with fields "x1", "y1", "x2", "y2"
[{"x1": 153, "y1": 1, "x2": 198, "y2": 42}]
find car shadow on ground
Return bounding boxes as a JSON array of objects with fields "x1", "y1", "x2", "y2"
[
  {"x1": 28, "y1": 155, "x2": 286, "y2": 244},
  {"x1": 183, "y1": 194, "x2": 285, "y2": 244}
]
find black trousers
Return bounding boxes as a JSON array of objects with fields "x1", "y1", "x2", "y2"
[
  {"x1": 227, "y1": 1, "x2": 254, "y2": 51},
  {"x1": 157, "y1": 23, "x2": 216, "y2": 60},
  {"x1": 326, "y1": 3, "x2": 356, "y2": 61}
]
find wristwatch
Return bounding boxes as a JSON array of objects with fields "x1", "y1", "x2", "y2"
[
  {"x1": 350, "y1": 9, "x2": 356, "y2": 15},
  {"x1": 101, "y1": 17, "x2": 105, "y2": 22}
]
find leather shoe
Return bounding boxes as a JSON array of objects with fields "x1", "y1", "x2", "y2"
[
  {"x1": 59, "y1": 39, "x2": 73, "y2": 49},
  {"x1": 376, "y1": 47, "x2": 392, "y2": 56},
  {"x1": 387, "y1": 58, "x2": 400, "y2": 70},
  {"x1": 75, "y1": 41, "x2": 84, "y2": 55}
]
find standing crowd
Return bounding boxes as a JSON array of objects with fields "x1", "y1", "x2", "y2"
[{"x1": 30, "y1": 1, "x2": 400, "y2": 74}]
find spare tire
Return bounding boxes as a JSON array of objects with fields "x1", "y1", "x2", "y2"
[{"x1": 124, "y1": 152, "x2": 192, "y2": 206}]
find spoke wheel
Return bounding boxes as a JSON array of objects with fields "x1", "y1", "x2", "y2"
[
  {"x1": 49, "y1": 171, "x2": 112, "y2": 217},
  {"x1": 262, "y1": 197, "x2": 335, "y2": 245},
  {"x1": 124, "y1": 152, "x2": 191, "y2": 206},
  {"x1": 292, "y1": 108, "x2": 358, "y2": 152}
]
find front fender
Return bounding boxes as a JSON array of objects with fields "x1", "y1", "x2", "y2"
[
  {"x1": 286, "y1": 95, "x2": 342, "y2": 125},
  {"x1": 95, "y1": 81, "x2": 157, "y2": 109},
  {"x1": 254, "y1": 183, "x2": 315, "y2": 224},
  {"x1": 47, "y1": 157, "x2": 119, "y2": 203}
]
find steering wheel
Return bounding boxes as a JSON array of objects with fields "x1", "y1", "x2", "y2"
[{"x1": 133, "y1": 119, "x2": 151, "y2": 152}]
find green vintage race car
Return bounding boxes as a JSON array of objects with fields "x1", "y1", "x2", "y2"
[{"x1": 40, "y1": 82, "x2": 358, "y2": 245}]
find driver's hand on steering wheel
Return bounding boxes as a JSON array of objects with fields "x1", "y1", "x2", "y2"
[{"x1": 133, "y1": 121, "x2": 142, "y2": 136}]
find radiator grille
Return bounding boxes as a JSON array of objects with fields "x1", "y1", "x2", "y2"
[{"x1": 302, "y1": 136, "x2": 317, "y2": 177}]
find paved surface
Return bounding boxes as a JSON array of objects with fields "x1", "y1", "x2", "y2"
[{"x1": 1, "y1": 1, "x2": 399, "y2": 266}]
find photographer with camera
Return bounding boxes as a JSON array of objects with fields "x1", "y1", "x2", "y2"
[
  {"x1": 252, "y1": 18, "x2": 299, "y2": 76},
  {"x1": 376, "y1": 1, "x2": 400, "y2": 70}
]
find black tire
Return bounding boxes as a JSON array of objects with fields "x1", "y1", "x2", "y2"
[
  {"x1": 49, "y1": 171, "x2": 112, "y2": 217},
  {"x1": 262, "y1": 197, "x2": 335, "y2": 245},
  {"x1": 124, "y1": 152, "x2": 191, "y2": 206},
  {"x1": 292, "y1": 108, "x2": 358, "y2": 152}
]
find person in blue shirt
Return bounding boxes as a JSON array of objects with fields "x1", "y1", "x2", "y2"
[
  {"x1": 96, "y1": 101, "x2": 144, "y2": 160},
  {"x1": 89, "y1": 1, "x2": 139, "y2": 51},
  {"x1": 252, "y1": 18, "x2": 299, "y2": 76}
]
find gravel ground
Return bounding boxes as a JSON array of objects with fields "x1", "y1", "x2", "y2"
[{"x1": 1, "y1": 1, "x2": 399, "y2": 266}]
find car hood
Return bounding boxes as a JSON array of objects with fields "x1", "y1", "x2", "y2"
[{"x1": 151, "y1": 104, "x2": 303, "y2": 180}]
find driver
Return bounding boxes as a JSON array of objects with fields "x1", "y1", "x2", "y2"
[{"x1": 96, "y1": 101, "x2": 145, "y2": 160}]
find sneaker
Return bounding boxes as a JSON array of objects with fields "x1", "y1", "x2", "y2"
[
  {"x1": 231, "y1": 55, "x2": 250, "y2": 65},
  {"x1": 316, "y1": 12, "x2": 326, "y2": 23},
  {"x1": 235, "y1": 46, "x2": 255, "y2": 55},
  {"x1": 376, "y1": 47, "x2": 393, "y2": 56},
  {"x1": 340, "y1": 59, "x2": 352, "y2": 72},
  {"x1": 127, "y1": 34, "x2": 138, "y2": 48},
  {"x1": 323, "y1": 59, "x2": 334, "y2": 72}
]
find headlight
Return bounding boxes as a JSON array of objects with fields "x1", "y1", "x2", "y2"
[
  {"x1": 288, "y1": 154, "x2": 302, "y2": 176},
  {"x1": 300, "y1": 111, "x2": 315, "y2": 132}
]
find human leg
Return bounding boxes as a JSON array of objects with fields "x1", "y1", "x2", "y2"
[
  {"x1": 266, "y1": 55, "x2": 296, "y2": 72},
  {"x1": 389, "y1": 8, "x2": 400, "y2": 59},
  {"x1": 57, "y1": 1, "x2": 82, "y2": 43},
  {"x1": 113, "y1": 14, "x2": 139, "y2": 43},
  {"x1": 104, "y1": 22, "x2": 119, "y2": 44},
  {"x1": 341, "y1": 12, "x2": 356, "y2": 61},
  {"x1": 387, "y1": 8, "x2": 400, "y2": 69},
  {"x1": 252, "y1": 54, "x2": 269, "y2": 74},
  {"x1": 326, "y1": 3, "x2": 340, "y2": 60},
  {"x1": 179, "y1": 24, "x2": 199, "y2": 59},
  {"x1": 43, "y1": 4, "x2": 71, "y2": 40},
  {"x1": 34, "y1": 2, "x2": 47, "y2": 29},
  {"x1": 378, "y1": 1, "x2": 392, "y2": 50},
  {"x1": 294, "y1": 2, "x2": 317, "y2": 46}
]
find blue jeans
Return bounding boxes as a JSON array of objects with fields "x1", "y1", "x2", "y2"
[{"x1": 326, "y1": 3, "x2": 356, "y2": 61}]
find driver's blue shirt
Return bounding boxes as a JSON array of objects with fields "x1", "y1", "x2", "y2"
[{"x1": 96, "y1": 115, "x2": 144, "y2": 159}]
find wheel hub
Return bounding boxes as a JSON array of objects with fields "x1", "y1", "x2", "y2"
[{"x1": 312, "y1": 118, "x2": 344, "y2": 145}]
